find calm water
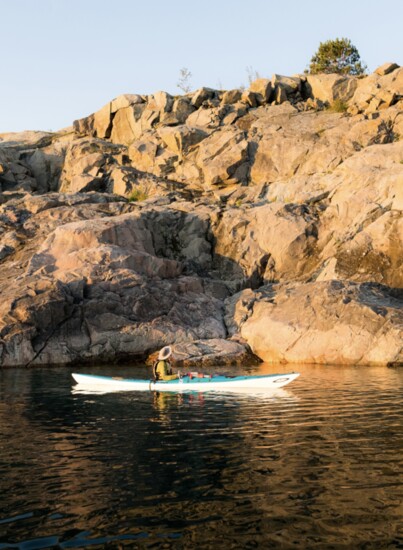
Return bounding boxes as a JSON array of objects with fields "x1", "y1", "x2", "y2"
[{"x1": 0, "y1": 364, "x2": 402, "y2": 549}]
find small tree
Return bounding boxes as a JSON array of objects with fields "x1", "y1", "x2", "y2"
[
  {"x1": 309, "y1": 38, "x2": 367, "y2": 75},
  {"x1": 177, "y1": 67, "x2": 192, "y2": 93}
]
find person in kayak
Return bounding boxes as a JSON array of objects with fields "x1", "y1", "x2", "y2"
[{"x1": 153, "y1": 346, "x2": 178, "y2": 381}]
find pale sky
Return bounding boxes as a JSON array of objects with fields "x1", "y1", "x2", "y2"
[{"x1": 1, "y1": 0, "x2": 402, "y2": 132}]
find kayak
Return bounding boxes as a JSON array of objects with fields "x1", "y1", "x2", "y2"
[{"x1": 72, "y1": 372, "x2": 300, "y2": 393}]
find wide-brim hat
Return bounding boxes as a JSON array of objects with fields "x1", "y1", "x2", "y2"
[{"x1": 158, "y1": 346, "x2": 172, "y2": 360}]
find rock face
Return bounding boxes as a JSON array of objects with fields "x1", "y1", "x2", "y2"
[
  {"x1": 0, "y1": 194, "x2": 230, "y2": 366},
  {"x1": 348, "y1": 65, "x2": 402, "y2": 115},
  {"x1": 0, "y1": 130, "x2": 72, "y2": 199},
  {"x1": 0, "y1": 64, "x2": 402, "y2": 367},
  {"x1": 226, "y1": 282, "x2": 402, "y2": 365}
]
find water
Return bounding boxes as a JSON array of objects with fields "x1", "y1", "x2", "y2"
[{"x1": 0, "y1": 364, "x2": 402, "y2": 549}]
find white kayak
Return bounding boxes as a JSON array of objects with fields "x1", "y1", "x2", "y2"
[{"x1": 72, "y1": 372, "x2": 300, "y2": 393}]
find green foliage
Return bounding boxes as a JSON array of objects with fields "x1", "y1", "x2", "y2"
[
  {"x1": 328, "y1": 99, "x2": 348, "y2": 113},
  {"x1": 128, "y1": 188, "x2": 148, "y2": 202},
  {"x1": 309, "y1": 38, "x2": 367, "y2": 75}
]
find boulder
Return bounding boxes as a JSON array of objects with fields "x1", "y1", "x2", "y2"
[
  {"x1": 304, "y1": 74, "x2": 358, "y2": 104},
  {"x1": 376, "y1": 89, "x2": 397, "y2": 109},
  {"x1": 68, "y1": 174, "x2": 103, "y2": 193},
  {"x1": 109, "y1": 104, "x2": 146, "y2": 145},
  {"x1": 248, "y1": 78, "x2": 272, "y2": 104},
  {"x1": 374, "y1": 62, "x2": 400, "y2": 76},
  {"x1": 160, "y1": 97, "x2": 195, "y2": 125},
  {"x1": 190, "y1": 87, "x2": 216, "y2": 108},
  {"x1": 108, "y1": 166, "x2": 151, "y2": 197},
  {"x1": 273, "y1": 86, "x2": 288, "y2": 104},
  {"x1": 108, "y1": 166, "x2": 135, "y2": 196},
  {"x1": 110, "y1": 94, "x2": 144, "y2": 113},
  {"x1": 148, "y1": 91, "x2": 174, "y2": 113},
  {"x1": 241, "y1": 90, "x2": 258, "y2": 108},
  {"x1": 108, "y1": 166, "x2": 173, "y2": 199},
  {"x1": 378, "y1": 67, "x2": 403, "y2": 95},
  {"x1": 157, "y1": 125, "x2": 208, "y2": 155},
  {"x1": 59, "y1": 138, "x2": 124, "y2": 193},
  {"x1": 0, "y1": 148, "x2": 36, "y2": 193},
  {"x1": 221, "y1": 103, "x2": 249, "y2": 125},
  {"x1": 271, "y1": 74, "x2": 301, "y2": 97},
  {"x1": 73, "y1": 114, "x2": 95, "y2": 136},
  {"x1": 271, "y1": 74, "x2": 304, "y2": 105},
  {"x1": 0, "y1": 132, "x2": 69, "y2": 195},
  {"x1": 195, "y1": 129, "x2": 249, "y2": 185},
  {"x1": 249, "y1": 127, "x2": 311, "y2": 184},
  {"x1": 25, "y1": 149, "x2": 64, "y2": 193},
  {"x1": 186, "y1": 106, "x2": 223, "y2": 129},
  {"x1": 228, "y1": 281, "x2": 403, "y2": 365},
  {"x1": 93, "y1": 103, "x2": 113, "y2": 139},
  {"x1": 128, "y1": 139, "x2": 158, "y2": 173},
  {"x1": 74, "y1": 96, "x2": 145, "y2": 140},
  {"x1": 221, "y1": 89, "x2": 243, "y2": 105},
  {"x1": 128, "y1": 138, "x2": 178, "y2": 177}
]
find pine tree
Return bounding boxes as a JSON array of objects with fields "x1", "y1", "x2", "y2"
[{"x1": 309, "y1": 38, "x2": 367, "y2": 75}]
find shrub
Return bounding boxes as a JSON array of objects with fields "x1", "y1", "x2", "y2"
[
  {"x1": 328, "y1": 99, "x2": 348, "y2": 113},
  {"x1": 128, "y1": 188, "x2": 148, "y2": 202},
  {"x1": 177, "y1": 67, "x2": 192, "y2": 93}
]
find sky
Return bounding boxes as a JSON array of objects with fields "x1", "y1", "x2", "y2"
[{"x1": 1, "y1": 0, "x2": 402, "y2": 132}]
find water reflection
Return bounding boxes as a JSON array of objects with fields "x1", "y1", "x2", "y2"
[
  {"x1": 0, "y1": 364, "x2": 402, "y2": 548},
  {"x1": 72, "y1": 385, "x2": 297, "y2": 399}
]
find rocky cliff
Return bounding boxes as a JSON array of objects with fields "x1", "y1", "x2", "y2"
[{"x1": 0, "y1": 62, "x2": 402, "y2": 367}]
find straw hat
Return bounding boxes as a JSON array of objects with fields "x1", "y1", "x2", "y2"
[{"x1": 158, "y1": 346, "x2": 172, "y2": 360}]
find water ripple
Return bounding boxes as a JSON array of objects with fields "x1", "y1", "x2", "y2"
[{"x1": 0, "y1": 364, "x2": 402, "y2": 548}]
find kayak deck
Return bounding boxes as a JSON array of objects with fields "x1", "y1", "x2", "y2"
[{"x1": 72, "y1": 372, "x2": 300, "y2": 392}]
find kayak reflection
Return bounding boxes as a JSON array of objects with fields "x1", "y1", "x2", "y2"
[{"x1": 71, "y1": 386, "x2": 298, "y2": 403}]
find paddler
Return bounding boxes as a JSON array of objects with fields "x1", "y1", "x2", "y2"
[{"x1": 153, "y1": 346, "x2": 178, "y2": 381}]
